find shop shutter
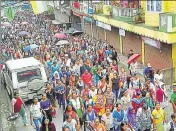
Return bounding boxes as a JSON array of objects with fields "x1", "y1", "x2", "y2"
[
  {"x1": 98, "y1": 27, "x2": 105, "y2": 41},
  {"x1": 106, "y1": 27, "x2": 120, "y2": 52},
  {"x1": 84, "y1": 22, "x2": 91, "y2": 36},
  {"x1": 145, "y1": 43, "x2": 172, "y2": 69},
  {"x1": 122, "y1": 31, "x2": 142, "y2": 61},
  {"x1": 93, "y1": 23, "x2": 97, "y2": 39}
]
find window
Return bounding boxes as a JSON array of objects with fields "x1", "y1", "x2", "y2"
[
  {"x1": 104, "y1": 0, "x2": 112, "y2": 5},
  {"x1": 147, "y1": 0, "x2": 162, "y2": 12},
  {"x1": 17, "y1": 69, "x2": 41, "y2": 83}
]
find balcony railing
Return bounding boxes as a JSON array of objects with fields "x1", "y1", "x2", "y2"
[
  {"x1": 112, "y1": 6, "x2": 139, "y2": 19},
  {"x1": 72, "y1": 1, "x2": 95, "y2": 15}
]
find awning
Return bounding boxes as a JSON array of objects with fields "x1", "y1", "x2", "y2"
[{"x1": 93, "y1": 14, "x2": 176, "y2": 44}]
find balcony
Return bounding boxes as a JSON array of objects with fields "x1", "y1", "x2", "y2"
[
  {"x1": 72, "y1": 2, "x2": 84, "y2": 14},
  {"x1": 72, "y1": 1, "x2": 95, "y2": 16},
  {"x1": 112, "y1": 6, "x2": 140, "y2": 20}
]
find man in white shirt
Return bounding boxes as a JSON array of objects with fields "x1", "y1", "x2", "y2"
[{"x1": 89, "y1": 85, "x2": 97, "y2": 98}]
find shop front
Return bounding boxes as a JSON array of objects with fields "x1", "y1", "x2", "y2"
[
  {"x1": 106, "y1": 26, "x2": 120, "y2": 51},
  {"x1": 84, "y1": 16, "x2": 94, "y2": 37},
  {"x1": 72, "y1": 11, "x2": 83, "y2": 31},
  {"x1": 142, "y1": 37, "x2": 172, "y2": 69},
  {"x1": 122, "y1": 31, "x2": 142, "y2": 60},
  {"x1": 96, "y1": 21, "x2": 111, "y2": 42}
]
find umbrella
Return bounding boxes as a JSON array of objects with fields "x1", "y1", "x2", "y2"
[
  {"x1": 18, "y1": 31, "x2": 30, "y2": 36},
  {"x1": 21, "y1": 21, "x2": 28, "y2": 25},
  {"x1": 24, "y1": 44, "x2": 39, "y2": 52},
  {"x1": 53, "y1": 33, "x2": 67, "y2": 39},
  {"x1": 56, "y1": 40, "x2": 69, "y2": 46},
  {"x1": 127, "y1": 54, "x2": 140, "y2": 64},
  {"x1": 2, "y1": 22, "x2": 12, "y2": 27},
  {"x1": 63, "y1": 28, "x2": 76, "y2": 34},
  {"x1": 30, "y1": 44, "x2": 39, "y2": 49},
  {"x1": 24, "y1": 46, "x2": 31, "y2": 52},
  {"x1": 72, "y1": 31, "x2": 83, "y2": 36}
]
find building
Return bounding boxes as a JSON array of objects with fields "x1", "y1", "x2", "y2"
[
  {"x1": 46, "y1": 1, "x2": 72, "y2": 28},
  {"x1": 70, "y1": 0, "x2": 176, "y2": 83}
]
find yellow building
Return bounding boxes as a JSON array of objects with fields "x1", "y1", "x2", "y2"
[{"x1": 92, "y1": 0, "x2": 176, "y2": 83}]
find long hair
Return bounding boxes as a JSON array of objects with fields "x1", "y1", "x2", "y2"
[{"x1": 41, "y1": 117, "x2": 53, "y2": 131}]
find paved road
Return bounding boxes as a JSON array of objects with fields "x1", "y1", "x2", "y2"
[
  {"x1": 0, "y1": 79, "x2": 14, "y2": 131},
  {"x1": 0, "y1": 71, "x2": 174, "y2": 131},
  {"x1": 15, "y1": 105, "x2": 64, "y2": 131}
]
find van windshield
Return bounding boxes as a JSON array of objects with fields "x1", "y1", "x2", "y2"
[{"x1": 17, "y1": 69, "x2": 41, "y2": 83}]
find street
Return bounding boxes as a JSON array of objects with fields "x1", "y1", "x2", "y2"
[
  {"x1": 1, "y1": 1, "x2": 176, "y2": 131},
  {"x1": 15, "y1": 105, "x2": 63, "y2": 131},
  {"x1": 0, "y1": 82, "x2": 14, "y2": 131}
]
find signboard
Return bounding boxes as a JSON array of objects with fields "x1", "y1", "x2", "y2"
[
  {"x1": 142, "y1": 36, "x2": 161, "y2": 49},
  {"x1": 73, "y1": 11, "x2": 83, "y2": 17},
  {"x1": 96, "y1": 21, "x2": 111, "y2": 31},
  {"x1": 119, "y1": 29, "x2": 125, "y2": 36},
  {"x1": 88, "y1": 7, "x2": 94, "y2": 15}
]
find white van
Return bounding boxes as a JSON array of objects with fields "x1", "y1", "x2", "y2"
[{"x1": 3, "y1": 57, "x2": 47, "y2": 101}]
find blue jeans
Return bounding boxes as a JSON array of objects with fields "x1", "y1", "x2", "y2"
[
  {"x1": 57, "y1": 95, "x2": 65, "y2": 110},
  {"x1": 112, "y1": 88, "x2": 119, "y2": 100},
  {"x1": 33, "y1": 116, "x2": 43, "y2": 131}
]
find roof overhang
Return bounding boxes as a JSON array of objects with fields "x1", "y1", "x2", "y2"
[{"x1": 93, "y1": 14, "x2": 176, "y2": 44}]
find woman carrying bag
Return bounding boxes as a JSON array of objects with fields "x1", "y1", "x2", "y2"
[
  {"x1": 30, "y1": 96, "x2": 43, "y2": 131},
  {"x1": 45, "y1": 83, "x2": 56, "y2": 118}
]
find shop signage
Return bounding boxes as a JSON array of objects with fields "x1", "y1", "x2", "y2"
[
  {"x1": 72, "y1": 11, "x2": 83, "y2": 18},
  {"x1": 142, "y1": 36, "x2": 161, "y2": 49},
  {"x1": 96, "y1": 21, "x2": 111, "y2": 31},
  {"x1": 83, "y1": 16, "x2": 93, "y2": 22},
  {"x1": 119, "y1": 29, "x2": 125, "y2": 36}
]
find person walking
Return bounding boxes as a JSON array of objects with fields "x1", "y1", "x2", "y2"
[
  {"x1": 93, "y1": 117, "x2": 106, "y2": 131},
  {"x1": 40, "y1": 118, "x2": 56, "y2": 131},
  {"x1": 101, "y1": 108, "x2": 114, "y2": 131},
  {"x1": 170, "y1": 84, "x2": 176, "y2": 113},
  {"x1": 152, "y1": 103, "x2": 165, "y2": 131},
  {"x1": 30, "y1": 96, "x2": 43, "y2": 131},
  {"x1": 45, "y1": 83, "x2": 56, "y2": 118},
  {"x1": 113, "y1": 103, "x2": 127, "y2": 131},
  {"x1": 55, "y1": 80, "x2": 66, "y2": 110},
  {"x1": 40, "y1": 93, "x2": 52, "y2": 122},
  {"x1": 11, "y1": 92, "x2": 28, "y2": 126},
  {"x1": 136, "y1": 104, "x2": 152, "y2": 131},
  {"x1": 63, "y1": 115, "x2": 77, "y2": 131}
]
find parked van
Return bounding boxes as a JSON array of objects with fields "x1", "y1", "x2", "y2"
[{"x1": 3, "y1": 57, "x2": 47, "y2": 101}]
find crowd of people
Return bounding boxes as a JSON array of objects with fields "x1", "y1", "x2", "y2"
[{"x1": 1, "y1": 10, "x2": 176, "y2": 131}]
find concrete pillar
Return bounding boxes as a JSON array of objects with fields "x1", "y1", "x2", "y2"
[
  {"x1": 119, "y1": 35, "x2": 123, "y2": 54},
  {"x1": 172, "y1": 44, "x2": 176, "y2": 83},
  {"x1": 81, "y1": 17, "x2": 84, "y2": 31},
  {"x1": 142, "y1": 40, "x2": 145, "y2": 64},
  {"x1": 91, "y1": 21, "x2": 93, "y2": 38}
]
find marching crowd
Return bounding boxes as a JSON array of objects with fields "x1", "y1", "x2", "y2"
[{"x1": 1, "y1": 11, "x2": 176, "y2": 131}]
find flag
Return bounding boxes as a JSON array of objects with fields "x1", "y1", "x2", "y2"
[
  {"x1": 5, "y1": 7, "x2": 15, "y2": 21},
  {"x1": 30, "y1": 1, "x2": 48, "y2": 14}
]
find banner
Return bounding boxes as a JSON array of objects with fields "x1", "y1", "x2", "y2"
[
  {"x1": 142, "y1": 36, "x2": 161, "y2": 49},
  {"x1": 30, "y1": 1, "x2": 48, "y2": 14}
]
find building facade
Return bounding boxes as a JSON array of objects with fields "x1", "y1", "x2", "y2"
[{"x1": 66, "y1": 0, "x2": 176, "y2": 83}]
